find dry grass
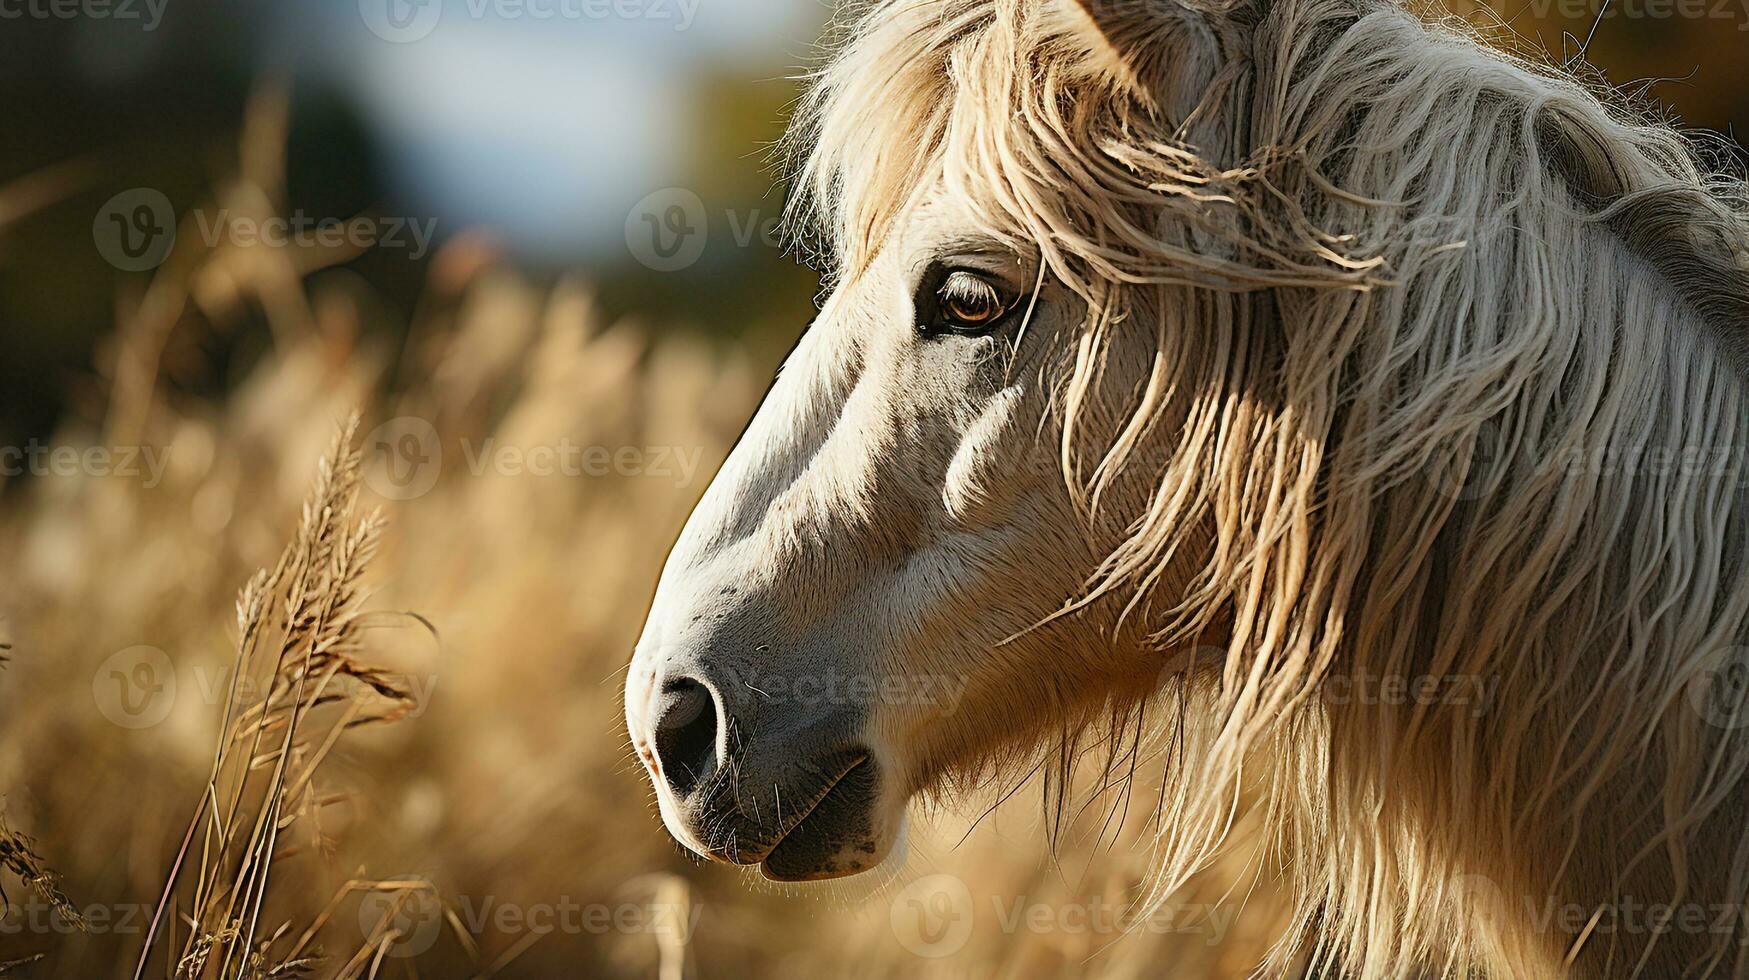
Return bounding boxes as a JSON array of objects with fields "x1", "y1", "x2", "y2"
[
  {"x1": 141, "y1": 416, "x2": 434, "y2": 979},
  {"x1": 0, "y1": 91, "x2": 1287, "y2": 978},
  {"x1": 0, "y1": 819, "x2": 83, "y2": 935}
]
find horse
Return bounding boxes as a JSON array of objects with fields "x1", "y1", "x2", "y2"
[{"x1": 624, "y1": 0, "x2": 1749, "y2": 974}]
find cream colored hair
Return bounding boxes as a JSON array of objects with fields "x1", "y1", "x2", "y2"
[{"x1": 786, "y1": 0, "x2": 1749, "y2": 975}]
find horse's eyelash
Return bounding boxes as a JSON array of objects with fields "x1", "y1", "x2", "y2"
[{"x1": 942, "y1": 276, "x2": 999, "y2": 307}]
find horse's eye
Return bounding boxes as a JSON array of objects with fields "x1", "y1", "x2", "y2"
[{"x1": 932, "y1": 271, "x2": 1010, "y2": 335}]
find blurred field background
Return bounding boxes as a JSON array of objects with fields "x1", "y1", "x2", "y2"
[{"x1": 0, "y1": 0, "x2": 1742, "y2": 976}]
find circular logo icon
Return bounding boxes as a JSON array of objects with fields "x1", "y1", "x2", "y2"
[
  {"x1": 890, "y1": 873, "x2": 974, "y2": 958},
  {"x1": 625, "y1": 188, "x2": 707, "y2": 272},
  {"x1": 93, "y1": 188, "x2": 176, "y2": 272},
  {"x1": 92, "y1": 645, "x2": 176, "y2": 729},
  {"x1": 1427, "y1": 419, "x2": 1509, "y2": 502},
  {"x1": 1446, "y1": 872, "x2": 1510, "y2": 934},
  {"x1": 359, "y1": 0, "x2": 442, "y2": 43},
  {"x1": 1688, "y1": 646, "x2": 1749, "y2": 730},
  {"x1": 359, "y1": 881, "x2": 442, "y2": 958},
  {"x1": 363, "y1": 416, "x2": 442, "y2": 501},
  {"x1": 1154, "y1": 644, "x2": 1223, "y2": 691}
]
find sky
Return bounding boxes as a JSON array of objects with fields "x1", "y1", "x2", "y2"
[{"x1": 270, "y1": 0, "x2": 826, "y2": 259}]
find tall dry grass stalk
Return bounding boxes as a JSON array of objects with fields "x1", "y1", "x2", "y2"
[
  {"x1": 131, "y1": 416, "x2": 435, "y2": 979},
  {"x1": 1, "y1": 636, "x2": 83, "y2": 979},
  {"x1": 0, "y1": 821, "x2": 82, "y2": 936}
]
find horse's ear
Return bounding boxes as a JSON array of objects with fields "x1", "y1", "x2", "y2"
[{"x1": 1054, "y1": 0, "x2": 1230, "y2": 115}]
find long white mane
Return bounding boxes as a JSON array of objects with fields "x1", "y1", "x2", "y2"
[{"x1": 786, "y1": 0, "x2": 1749, "y2": 975}]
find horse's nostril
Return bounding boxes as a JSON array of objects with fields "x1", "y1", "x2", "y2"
[{"x1": 654, "y1": 677, "x2": 720, "y2": 798}]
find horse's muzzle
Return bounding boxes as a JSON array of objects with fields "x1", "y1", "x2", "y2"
[{"x1": 626, "y1": 661, "x2": 895, "y2": 881}]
